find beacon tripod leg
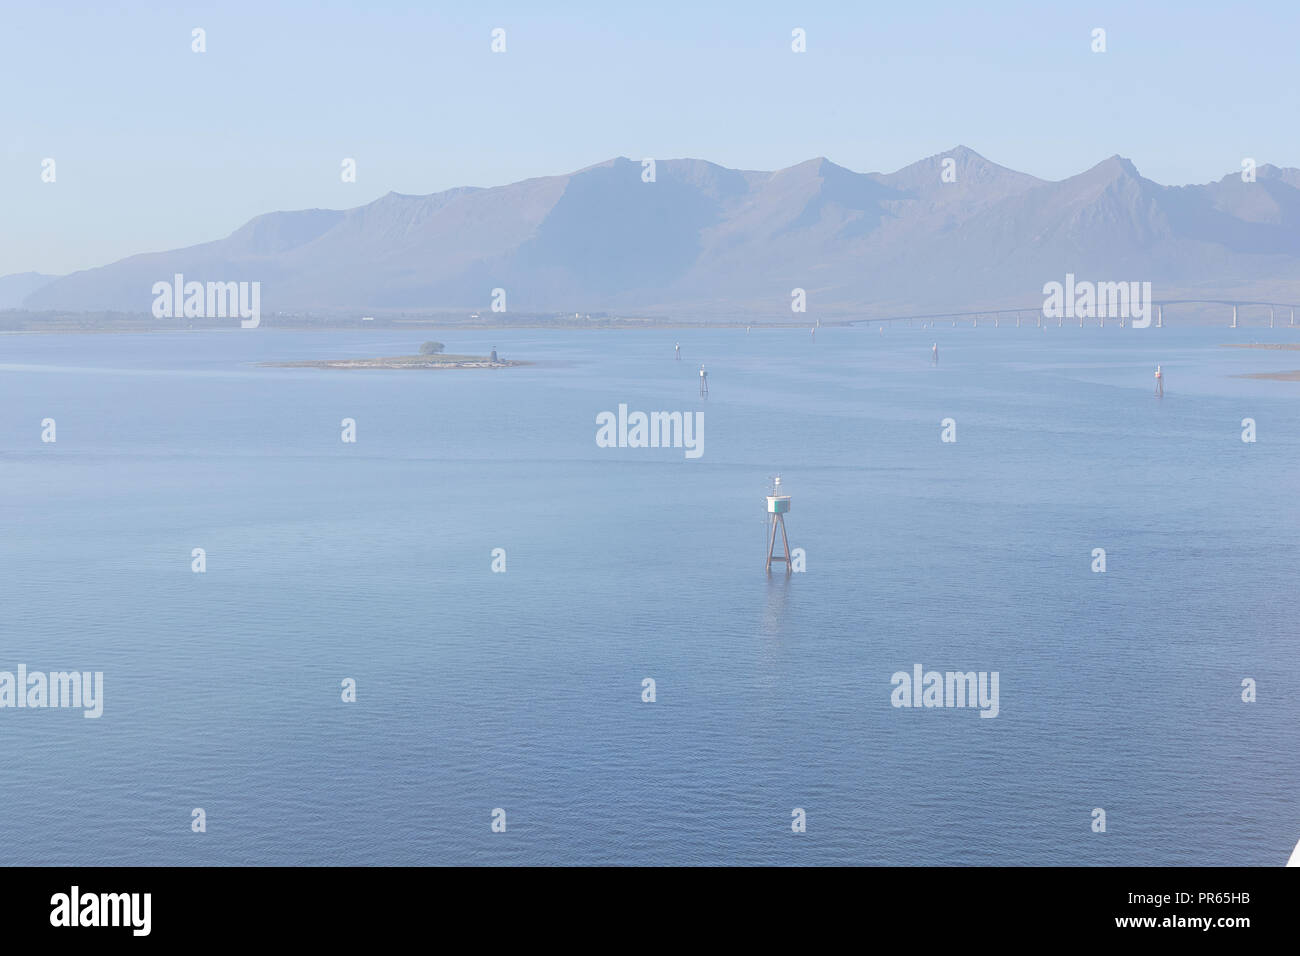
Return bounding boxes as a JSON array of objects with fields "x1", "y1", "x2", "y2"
[{"x1": 766, "y1": 514, "x2": 791, "y2": 574}]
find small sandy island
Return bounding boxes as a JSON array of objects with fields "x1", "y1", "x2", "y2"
[
  {"x1": 1219, "y1": 343, "x2": 1300, "y2": 380},
  {"x1": 260, "y1": 351, "x2": 529, "y2": 370}
]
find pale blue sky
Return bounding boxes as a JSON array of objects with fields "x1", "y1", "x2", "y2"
[{"x1": 4, "y1": 0, "x2": 1297, "y2": 276}]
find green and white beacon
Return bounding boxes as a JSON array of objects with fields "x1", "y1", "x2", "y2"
[{"x1": 765, "y1": 476, "x2": 792, "y2": 574}]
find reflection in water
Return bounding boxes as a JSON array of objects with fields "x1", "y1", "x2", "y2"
[{"x1": 760, "y1": 571, "x2": 791, "y2": 641}]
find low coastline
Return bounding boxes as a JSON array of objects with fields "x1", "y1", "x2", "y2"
[
  {"x1": 1220, "y1": 343, "x2": 1300, "y2": 380},
  {"x1": 259, "y1": 353, "x2": 529, "y2": 370},
  {"x1": 1233, "y1": 370, "x2": 1300, "y2": 381},
  {"x1": 1219, "y1": 343, "x2": 1300, "y2": 350}
]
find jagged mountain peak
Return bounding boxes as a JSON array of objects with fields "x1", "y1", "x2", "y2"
[{"x1": 1076, "y1": 154, "x2": 1144, "y2": 184}]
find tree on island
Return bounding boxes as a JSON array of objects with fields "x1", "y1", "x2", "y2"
[{"x1": 419, "y1": 341, "x2": 445, "y2": 355}]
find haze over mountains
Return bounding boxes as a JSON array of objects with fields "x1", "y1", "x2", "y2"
[
  {"x1": 16, "y1": 147, "x2": 1300, "y2": 320},
  {"x1": 0, "y1": 272, "x2": 57, "y2": 310}
]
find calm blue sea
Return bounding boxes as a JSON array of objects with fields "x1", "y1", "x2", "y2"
[{"x1": 1, "y1": 323, "x2": 1297, "y2": 866}]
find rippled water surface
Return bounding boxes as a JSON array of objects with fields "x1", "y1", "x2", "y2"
[{"x1": 1, "y1": 324, "x2": 1296, "y2": 865}]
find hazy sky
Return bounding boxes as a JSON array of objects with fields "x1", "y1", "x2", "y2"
[{"x1": 4, "y1": 0, "x2": 1298, "y2": 276}]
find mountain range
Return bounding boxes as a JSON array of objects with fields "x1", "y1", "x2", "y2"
[{"x1": 15, "y1": 147, "x2": 1300, "y2": 319}]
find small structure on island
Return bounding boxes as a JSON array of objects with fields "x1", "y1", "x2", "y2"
[
  {"x1": 489, "y1": 347, "x2": 499, "y2": 363},
  {"x1": 765, "y1": 476, "x2": 793, "y2": 574},
  {"x1": 699, "y1": 364, "x2": 709, "y2": 398},
  {"x1": 1154, "y1": 364, "x2": 1164, "y2": 398}
]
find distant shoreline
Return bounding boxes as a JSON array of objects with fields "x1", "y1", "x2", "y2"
[
  {"x1": 1220, "y1": 343, "x2": 1300, "y2": 380},
  {"x1": 259, "y1": 353, "x2": 529, "y2": 370},
  {"x1": 0, "y1": 317, "x2": 835, "y2": 333},
  {"x1": 4, "y1": 316, "x2": 1298, "y2": 334},
  {"x1": 1233, "y1": 370, "x2": 1300, "y2": 381},
  {"x1": 1219, "y1": 343, "x2": 1300, "y2": 350}
]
